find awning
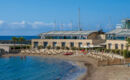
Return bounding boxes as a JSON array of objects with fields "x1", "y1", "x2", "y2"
[{"x1": 81, "y1": 45, "x2": 103, "y2": 48}]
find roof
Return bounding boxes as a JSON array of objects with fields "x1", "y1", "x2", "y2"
[
  {"x1": 40, "y1": 31, "x2": 97, "y2": 36},
  {"x1": 122, "y1": 19, "x2": 130, "y2": 22},
  {"x1": 106, "y1": 28, "x2": 130, "y2": 37}
]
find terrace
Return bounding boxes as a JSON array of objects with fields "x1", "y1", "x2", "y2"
[
  {"x1": 39, "y1": 31, "x2": 97, "y2": 39},
  {"x1": 106, "y1": 28, "x2": 130, "y2": 40}
]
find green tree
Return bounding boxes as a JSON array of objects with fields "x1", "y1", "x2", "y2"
[
  {"x1": 126, "y1": 38, "x2": 130, "y2": 57},
  {"x1": 12, "y1": 37, "x2": 18, "y2": 50},
  {"x1": 123, "y1": 50, "x2": 128, "y2": 58},
  {"x1": 126, "y1": 38, "x2": 130, "y2": 50},
  {"x1": 18, "y1": 37, "x2": 25, "y2": 49}
]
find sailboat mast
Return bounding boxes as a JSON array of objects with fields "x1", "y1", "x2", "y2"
[{"x1": 78, "y1": 8, "x2": 81, "y2": 31}]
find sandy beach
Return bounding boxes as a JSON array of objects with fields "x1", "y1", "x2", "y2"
[{"x1": 2, "y1": 54, "x2": 130, "y2": 80}]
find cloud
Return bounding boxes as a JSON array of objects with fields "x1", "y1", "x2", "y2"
[
  {"x1": 0, "y1": 20, "x2": 4, "y2": 25},
  {"x1": 11, "y1": 21, "x2": 26, "y2": 28},
  {"x1": 0, "y1": 20, "x2": 93, "y2": 35},
  {"x1": 0, "y1": 20, "x2": 55, "y2": 29},
  {"x1": 12, "y1": 21, "x2": 26, "y2": 25},
  {"x1": 0, "y1": 20, "x2": 58, "y2": 35},
  {"x1": 31, "y1": 21, "x2": 54, "y2": 29}
]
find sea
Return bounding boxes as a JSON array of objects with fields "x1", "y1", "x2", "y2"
[
  {"x1": 0, "y1": 36, "x2": 39, "y2": 40},
  {"x1": 0, "y1": 56, "x2": 86, "y2": 80}
]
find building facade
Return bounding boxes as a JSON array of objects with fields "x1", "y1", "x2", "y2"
[
  {"x1": 122, "y1": 19, "x2": 130, "y2": 29},
  {"x1": 32, "y1": 31, "x2": 105, "y2": 49},
  {"x1": 106, "y1": 28, "x2": 130, "y2": 50}
]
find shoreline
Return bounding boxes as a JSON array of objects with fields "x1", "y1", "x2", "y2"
[
  {"x1": 2, "y1": 54, "x2": 97, "y2": 80},
  {"x1": 2, "y1": 54, "x2": 130, "y2": 80}
]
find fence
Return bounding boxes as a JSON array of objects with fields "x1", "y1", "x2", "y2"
[{"x1": 98, "y1": 58, "x2": 130, "y2": 66}]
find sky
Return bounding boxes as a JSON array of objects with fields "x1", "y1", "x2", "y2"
[{"x1": 0, "y1": 0, "x2": 130, "y2": 35}]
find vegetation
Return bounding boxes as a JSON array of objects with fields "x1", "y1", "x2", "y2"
[
  {"x1": 125, "y1": 37, "x2": 130, "y2": 58},
  {"x1": 123, "y1": 50, "x2": 128, "y2": 58},
  {"x1": 47, "y1": 46, "x2": 51, "y2": 49},
  {"x1": 96, "y1": 48, "x2": 102, "y2": 52},
  {"x1": 11, "y1": 37, "x2": 27, "y2": 50},
  {"x1": 102, "y1": 48, "x2": 130, "y2": 58},
  {"x1": 120, "y1": 50, "x2": 124, "y2": 56},
  {"x1": 123, "y1": 50, "x2": 130, "y2": 58},
  {"x1": 12, "y1": 37, "x2": 18, "y2": 50},
  {"x1": 71, "y1": 47, "x2": 78, "y2": 50},
  {"x1": 115, "y1": 49, "x2": 120, "y2": 55},
  {"x1": 65, "y1": 47, "x2": 70, "y2": 50},
  {"x1": 61, "y1": 47, "x2": 65, "y2": 50},
  {"x1": 56, "y1": 46, "x2": 60, "y2": 50},
  {"x1": 106, "y1": 49, "x2": 111, "y2": 53},
  {"x1": 38, "y1": 45, "x2": 43, "y2": 49},
  {"x1": 18, "y1": 37, "x2": 25, "y2": 49}
]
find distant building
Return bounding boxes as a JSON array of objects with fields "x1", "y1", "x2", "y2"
[
  {"x1": 121, "y1": 19, "x2": 130, "y2": 29},
  {"x1": 32, "y1": 31, "x2": 105, "y2": 49},
  {"x1": 116, "y1": 24, "x2": 122, "y2": 29},
  {"x1": 106, "y1": 28, "x2": 130, "y2": 50}
]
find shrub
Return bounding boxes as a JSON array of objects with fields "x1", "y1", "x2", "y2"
[
  {"x1": 98, "y1": 48, "x2": 101, "y2": 52},
  {"x1": 56, "y1": 46, "x2": 60, "y2": 50},
  {"x1": 38, "y1": 45, "x2": 43, "y2": 49},
  {"x1": 120, "y1": 50, "x2": 123, "y2": 56},
  {"x1": 65, "y1": 47, "x2": 70, "y2": 50},
  {"x1": 61, "y1": 47, "x2": 65, "y2": 49},
  {"x1": 123, "y1": 50, "x2": 128, "y2": 58},
  {"x1": 78, "y1": 47, "x2": 85, "y2": 50},
  {"x1": 128, "y1": 51, "x2": 130, "y2": 57},
  {"x1": 104, "y1": 49, "x2": 111, "y2": 53},
  {"x1": 108, "y1": 49, "x2": 111, "y2": 53},
  {"x1": 71, "y1": 47, "x2": 77, "y2": 50},
  {"x1": 111, "y1": 49, "x2": 115, "y2": 53},
  {"x1": 115, "y1": 49, "x2": 120, "y2": 55},
  {"x1": 47, "y1": 46, "x2": 51, "y2": 49},
  {"x1": 96, "y1": 48, "x2": 102, "y2": 52}
]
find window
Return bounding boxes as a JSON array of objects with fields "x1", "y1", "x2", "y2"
[
  {"x1": 34, "y1": 42, "x2": 38, "y2": 48},
  {"x1": 78, "y1": 42, "x2": 82, "y2": 47},
  {"x1": 87, "y1": 43, "x2": 90, "y2": 46},
  {"x1": 53, "y1": 42, "x2": 57, "y2": 47},
  {"x1": 73, "y1": 36, "x2": 77, "y2": 39},
  {"x1": 70, "y1": 42, "x2": 74, "y2": 47},
  {"x1": 121, "y1": 44, "x2": 124, "y2": 50},
  {"x1": 115, "y1": 44, "x2": 118, "y2": 49},
  {"x1": 43, "y1": 42, "x2": 48, "y2": 48},
  {"x1": 61, "y1": 42, "x2": 66, "y2": 47},
  {"x1": 108, "y1": 43, "x2": 112, "y2": 49}
]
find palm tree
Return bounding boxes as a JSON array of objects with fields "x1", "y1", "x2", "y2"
[
  {"x1": 18, "y1": 37, "x2": 25, "y2": 49},
  {"x1": 12, "y1": 37, "x2": 18, "y2": 51}
]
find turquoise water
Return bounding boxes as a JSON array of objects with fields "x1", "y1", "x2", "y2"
[{"x1": 0, "y1": 56, "x2": 86, "y2": 80}]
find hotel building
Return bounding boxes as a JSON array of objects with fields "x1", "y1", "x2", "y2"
[
  {"x1": 32, "y1": 19, "x2": 130, "y2": 51},
  {"x1": 122, "y1": 19, "x2": 130, "y2": 29},
  {"x1": 106, "y1": 19, "x2": 130, "y2": 50},
  {"x1": 32, "y1": 31, "x2": 106, "y2": 49},
  {"x1": 106, "y1": 28, "x2": 130, "y2": 50}
]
